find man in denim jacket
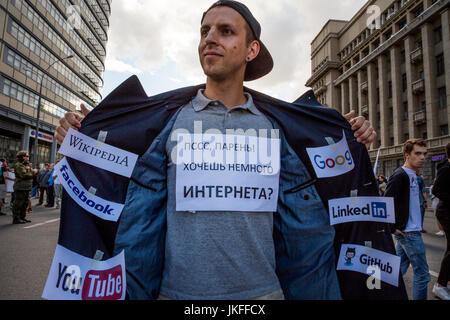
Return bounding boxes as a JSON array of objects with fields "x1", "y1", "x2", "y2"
[{"x1": 54, "y1": 1, "x2": 407, "y2": 300}]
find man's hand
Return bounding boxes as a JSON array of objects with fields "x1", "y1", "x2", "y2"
[
  {"x1": 394, "y1": 230, "x2": 406, "y2": 238},
  {"x1": 55, "y1": 104, "x2": 90, "y2": 144},
  {"x1": 344, "y1": 110, "x2": 377, "y2": 148}
]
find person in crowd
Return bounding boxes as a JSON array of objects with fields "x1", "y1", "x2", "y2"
[
  {"x1": 384, "y1": 139, "x2": 431, "y2": 300},
  {"x1": 44, "y1": 163, "x2": 55, "y2": 208},
  {"x1": 12, "y1": 151, "x2": 38, "y2": 224},
  {"x1": 378, "y1": 175, "x2": 387, "y2": 195},
  {"x1": 0, "y1": 158, "x2": 15, "y2": 215},
  {"x1": 436, "y1": 221, "x2": 446, "y2": 237},
  {"x1": 431, "y1": 143, "x2": 450, "y2": 300},
  {"x1": 31, "y1": 164, "x2": 39, "y2": 198},
  {"x1": 52, "y1": 160, "x2": 62, "y2": 209},
  {"x1": 0, "y1": 158, "x2": 7, "y2": 215},
  {"x1": 34, "y1": 165, "x2": 40, "y2": 199},
  {"x1": 36, "y1": 163, "x2": 49, "y2": 206},
  {"x1": 430, "y1": 179, "x2": 446, "y2": 236}
]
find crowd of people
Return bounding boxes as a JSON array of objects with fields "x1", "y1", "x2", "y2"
[{"x1": 0, "y1": 151, "x2": 62, "y2": 224}]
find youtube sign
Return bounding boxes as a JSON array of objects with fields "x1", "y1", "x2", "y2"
[
  {"x1": 42, "y1": 245, "x2": 126, "y2": 300},
  {"x1": 82, "y1": 265, "x2": 123, "y2": 300}
]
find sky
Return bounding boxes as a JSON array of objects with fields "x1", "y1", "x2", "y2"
[{"x1": 100, "y1": 0, "x2": 368, "y2": 103}]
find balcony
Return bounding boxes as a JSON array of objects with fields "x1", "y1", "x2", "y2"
[
  {"x1": 360, "y1": 81, "x2": 368, "y2": 93},
  {"x1": 413, "y1": 109, "x2": 426, "y2": 125},
  {"x1": 410, "y1": 47, "x2": 423, "y2": 64},
  {"x1": 361, "y1": 105, "x2": 369, "y2": 116},
  {"x1": 412, "y1": 79, "x2": 425, "y2": 94},
  {"x1": 314, "y1": 85, "x2": 327, "y2": 95}
]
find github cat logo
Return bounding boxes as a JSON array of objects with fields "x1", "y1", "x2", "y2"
[{"x1": 344, "y1": 247, "x2": 356, "y2": 266}]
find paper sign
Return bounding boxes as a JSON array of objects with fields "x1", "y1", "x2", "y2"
[
  {"x1": 328, "y1": 196, "x2": 395, "y2": 225},
  {"x1": 175, "y1": 133, "x2": 280, "y2": 212},
  {"x1": 5, "y1": 172, "x2": 15, "y2": 193},
  {"x1": 58, "y1": 128, "x2": 138, "y2": 178},
  {"x1": 55, "y1": 158, "x2": 124, "y2": 222},
  {"x1": 306, "y1": 130, "x2": 355, "y2": 179},
  {"x1": 42, "y1": 244, "x2": 126, "y2": 300},
  {"x1": 337, "y1": 244, "x2": 401, "y2": 287}
]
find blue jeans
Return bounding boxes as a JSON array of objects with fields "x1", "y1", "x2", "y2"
[{"x1": 395, "y1": 231, "x2": 431, "y2": 300}]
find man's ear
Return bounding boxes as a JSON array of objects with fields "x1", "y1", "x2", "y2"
[{"x1": 247, "y1": 40, "x2": 260, "y2": 62}]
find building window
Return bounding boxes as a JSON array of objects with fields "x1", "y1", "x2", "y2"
[
  {"x1": 414, "y1": 4, "x2": 424, "y2": 18},
  {"x1": 402, "y1": 74, "x2": 407, "y2": 92},
  {"x1": 423, "y1": 132, "x2": 428, "y2": 140},
  {"x1": 0, "y1": 75, "x2": 68, "y2": 118},
  {"x1": 376, "y1": 88, "x2": 380, "y2": 104},
  {"x1": 6, "y1": 18, "x2": 100, "y2": 103},
  {"x1": 388, "y1": 81, "x2": 392, "y2": 98},
  {"x1": 0, "y1": 132, "x2": 22, "y2": 165},
  {"x1": 400, "y1": 50, "x2": 406, "y2": 64},
  {"x1": 404, "y1": 133, "x2": 410, "y2": 142},
  {"x1": 389, "y1": 107, "x2": 393, "y2": 124},
  {"x1": 440, "y1": 125, "x2": 449, "y2": 136},
  {"x1": 438, "y1": 87, "x2": 446, "y2": 109},
  {"x1": 398, "y1": 19, "x2": 407, "y2": 31},
  {"x1": 436, "y1": 54, "x2": 445, "y2": 76},
  {"x1": 403, "y1": 102, "x2": 409, "y2": 120},
  {"x1": 390, "y1": 137, "x2": 395, "y2": 146},
  {"x1": 434, "y1": 26, "x2": 442, "y2": 44}
]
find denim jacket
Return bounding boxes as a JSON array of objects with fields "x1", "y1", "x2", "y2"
[{"x1": 58, "y1": 76, "x2": 407, "y2": 300}]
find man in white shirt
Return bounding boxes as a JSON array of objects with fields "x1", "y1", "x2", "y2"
[{"x1": 384, "y1": 139, "x2": 431, "y2": 300}]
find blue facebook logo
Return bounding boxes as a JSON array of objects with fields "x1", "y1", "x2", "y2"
[{"x1": 371, "y1": 202, "x2": 387, "y2": 218}]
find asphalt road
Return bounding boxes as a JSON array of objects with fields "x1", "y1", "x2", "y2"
[
  {"x1": 0, "y1": 196, "x2": 59, "y2": 300},
  {"x1": 0, "y1": 195, "x2": 447, "y2": 300}
]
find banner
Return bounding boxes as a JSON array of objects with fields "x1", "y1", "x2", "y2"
[
  {"x1": 306, "y1": 130, "x2": 355, "y2": 179},
  {"x1": 58, "y1": 128, "x2": 138, "y2": 178},
  {"x1": 328, "y1": 196, "x2": 395, "y2": 225},
  {"x1": 42, "y1": 244, "x2": 126, "y2": 300},
  {"x1": 337, "y1": 244, "x2": 401, "y2": 287},
  {"x1": 175, "y1": 133, "x2": 280, "y2": 212},
  {"x1": 55, "y1": 158, "x2": 124, "y2": 222}
]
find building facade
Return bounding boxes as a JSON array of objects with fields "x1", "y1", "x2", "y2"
[
  {"x1": 0, "y1": 0, "x2": 111, "y2": 167},
  {"x1": 307, "y1": 0, "x2": 449, "y2": 185}
]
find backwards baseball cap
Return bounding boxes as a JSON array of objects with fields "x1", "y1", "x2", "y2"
[{"x1": 201, "y1": 0, "x2": 274, "y2": 81}]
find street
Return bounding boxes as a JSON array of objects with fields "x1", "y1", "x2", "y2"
[{"x1": 0, "y1": 195, "x2": 447, "y2": 300}]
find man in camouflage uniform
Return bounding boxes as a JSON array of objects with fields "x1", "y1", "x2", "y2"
[{"x1": 12, "y1": 151, "x2": 38, "y2": 224}]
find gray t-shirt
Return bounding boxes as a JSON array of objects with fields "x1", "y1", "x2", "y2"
[{"x1": 160, "y1": 90, "x2": 281, "y2": 300}]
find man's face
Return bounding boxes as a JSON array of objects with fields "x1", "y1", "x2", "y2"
[
  {"x1": 405, "y1": 145, "x2": 427, "y2": 170},
  {"x1": 199, "y1": 6, "x2": 252, "y2": 82}
]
